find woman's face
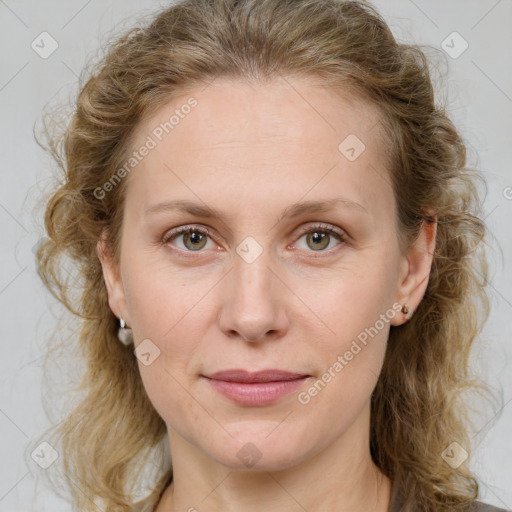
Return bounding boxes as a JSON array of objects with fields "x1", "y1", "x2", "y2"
[{"x1": 99, "y1": 76, "x2": 432, "y2": 472}]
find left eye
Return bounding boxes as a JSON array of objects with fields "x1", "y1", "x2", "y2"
[
  {"x1": 162, "y1": 223, "x2": 345, "y2": 255},
  {"x1": 294, "y1": 224, "x2": 345, "y2": 252}
]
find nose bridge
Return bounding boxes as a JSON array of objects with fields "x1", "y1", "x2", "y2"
[
  {"x1": 233, "y1": 239, "x2": 272, "y2": 296},
  {"x1": 218, "y1": 235, "x2": 288, "y2": 341},
  {"x1": 232, "y1": 237, "x2": 276, "y2": 310}
]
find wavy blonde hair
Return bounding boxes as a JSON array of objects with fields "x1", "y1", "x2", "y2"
[{"x1": 32, "y1": 0, "x2": 500, "y2": 510}]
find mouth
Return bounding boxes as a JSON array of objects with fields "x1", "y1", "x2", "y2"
[{"x1": 201, "y1": 369, "x2": 311, "y2": 406}]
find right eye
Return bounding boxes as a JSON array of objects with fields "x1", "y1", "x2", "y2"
[{"x1": 162, "y1": 225, "x2": 217, "y2": 254}]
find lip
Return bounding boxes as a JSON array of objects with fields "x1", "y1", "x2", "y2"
[
  {"x1": 202, "y1": 369, "x2": 311, "y2": 406},
  {"x1": 204, "y1": 369, "x2": 309, "y2": 383}
]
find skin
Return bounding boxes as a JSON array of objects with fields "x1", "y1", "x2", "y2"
[{"x1": 98, "y1": 75, "x2": 436, "y2": 512}]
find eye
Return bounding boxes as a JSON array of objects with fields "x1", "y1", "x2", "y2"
[
  {"x1": 162, "y1": 222, "x2": 346, "y2": 256},
  {"x1": 293, "y1": 223, "x2": 346, "y2": 254},
  {"x1": 162, "y1": 224, "x2": 216, "y2": 252}
]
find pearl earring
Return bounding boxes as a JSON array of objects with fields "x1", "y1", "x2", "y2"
[{"x1": 118, "y1": 318, "x2": 133, "y2": 346}]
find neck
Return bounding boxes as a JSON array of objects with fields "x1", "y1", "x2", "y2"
[{"x1": 157, "y1": 410, "x2": 392, "y2": 512}]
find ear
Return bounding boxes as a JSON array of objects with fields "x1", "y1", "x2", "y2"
[
  {"x1": 390, "y1": 214, "x2": 437, "y2": 326},
  {"x1": 96, "y1": 232, "x2": 131, "y2": 326}
]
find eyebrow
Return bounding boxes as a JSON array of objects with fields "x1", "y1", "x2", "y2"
[{"x1": 144, "y1": 197, "x2": 368, "y2": 223}]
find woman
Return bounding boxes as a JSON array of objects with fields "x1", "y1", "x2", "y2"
[{"x1": 34, "y1": 0, "x2": 508, "y2": 510}]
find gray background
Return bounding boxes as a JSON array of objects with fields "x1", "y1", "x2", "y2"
[{"x1": 1, "y1": 0, "x2": 511, "y2": 510}]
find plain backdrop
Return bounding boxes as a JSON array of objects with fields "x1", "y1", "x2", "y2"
[{"x1": 1, "y1": 0, "x2": 511, "y2": 510}]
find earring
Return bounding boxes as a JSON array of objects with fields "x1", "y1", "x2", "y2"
[
  {"x1": 401, "y1": 304, "x2": 409, "y2": 314},
  {"x1": 118, "y1": 318, "x2": 133, "y2": 346}
]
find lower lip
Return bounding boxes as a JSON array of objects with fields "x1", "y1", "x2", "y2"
[{"x1": 204, "y1": 377, "x2": 309, "y2": 406}]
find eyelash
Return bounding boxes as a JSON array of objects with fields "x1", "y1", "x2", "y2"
[{"x1": 161, "y1": 223, "x2": 347, "y2": 258}]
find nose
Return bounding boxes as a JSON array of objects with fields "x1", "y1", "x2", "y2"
[{"x1": 217, "y1": 247, "x2": 290, "y2": 343}]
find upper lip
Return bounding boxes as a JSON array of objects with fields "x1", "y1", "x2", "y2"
[{"x1": 203, "y1": 369, "x2": 310, "y2": 383}]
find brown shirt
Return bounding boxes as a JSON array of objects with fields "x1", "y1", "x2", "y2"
[
  {"x1": 388, "y1": 478, "x2": 510, "y2": 512},
  {"x1": 131, "y1": 468, "x2": 510, "y2": 512}
]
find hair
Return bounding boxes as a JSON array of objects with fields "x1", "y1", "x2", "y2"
[{"x1": 32, "y1": 0, "x2": 501, "y2": 511}]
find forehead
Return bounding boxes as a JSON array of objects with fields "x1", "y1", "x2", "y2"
[
  {"x1": 124, "y1": 76, "x2": 393, "y2": 220},
  {"x1": 133, "y1": 75, "x2": 385, "y2": 150}
]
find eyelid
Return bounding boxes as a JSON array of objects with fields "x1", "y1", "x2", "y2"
[
  {"x1": 162, "y1": 223, "x2": 214, "y2": 245},
  {"x1": 294, "y1": 222, "x2": 345, "y2": 240}
]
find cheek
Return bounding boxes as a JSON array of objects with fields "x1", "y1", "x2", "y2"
[
  {"x1": 122, "y1": 265, "x2": 208, "y2": 430},
  {"x1": 296, "y1": 293, "x2": 393, "y2": 429},
  {"x1": 137, "y1": 358, "x2": 208, "y2": 449},
  {"x1": 293, "y1": 249, "x2": 399, "y2": 336},
  {"x1": 292, "y1": 251, "x2": 398, "y2": 397},
  {"x1": 120, "y1": 254, "x2": 218, "y2": 379},
  {"x1": 121, "y1": 250, "x2": 209, "y2": 340}
]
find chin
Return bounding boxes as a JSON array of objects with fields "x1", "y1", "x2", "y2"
[
  {"x1": 213, "y1": 447, "x2": 306, "y2": 473},
  {"x1": 204, "y1": 423, "x2": 312, "y2": 472}
]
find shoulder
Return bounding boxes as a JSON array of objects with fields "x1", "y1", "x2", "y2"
[{"x1": 389, "y1": 481, "x2": 510, "y2": 512}]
